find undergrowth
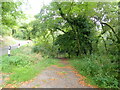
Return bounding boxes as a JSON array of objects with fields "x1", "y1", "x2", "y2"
[
  {"x1": 1, "y1": 44, "x2": 59, "y2": 87},
  {"x1": 69, "y1": 54, "x2": 119, "y2": 88}
]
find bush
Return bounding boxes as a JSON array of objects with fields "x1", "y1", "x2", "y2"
[
  {"x1": 32, "y1": 43, "x2": 57, "y2": 58},
  {"x1": 69, "y1": 54, "x2": 119, "y2": 88},
  {"x1": 3, "y1": 55, "x2": 30, "y2": 66},
  {"x1": 0, "y1": 25, "x2": 12, "y2": 36},
  {"x1": 13, "y1": 31, "x2": 25, "y2": 39}
]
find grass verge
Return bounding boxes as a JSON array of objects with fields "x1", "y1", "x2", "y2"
[
  {"x1": 69, "y1": 54, "x2": 119, "y2": 88},
  {"x1": 0, "y1": 36, "x2": 16, "y2": 48},
  {"x1": 1, "y1": 44, "x2": 60, "y2": 87}
]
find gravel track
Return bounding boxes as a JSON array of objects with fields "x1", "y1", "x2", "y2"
[{"x1": 19, "y1": 59, "x2": 92, "y2": 88}]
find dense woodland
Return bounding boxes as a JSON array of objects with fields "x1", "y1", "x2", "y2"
[{"x1": 1, "y1": 1, "x2": 120, "y2": 88}]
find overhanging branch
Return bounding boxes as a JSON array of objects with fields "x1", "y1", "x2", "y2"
[{"x1": 100, "y1": 22, "x2": 120, "y2": 42}]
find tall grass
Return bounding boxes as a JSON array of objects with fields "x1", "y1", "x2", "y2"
[{"x1": 69, "y1": 54, "x2": 119, "y2": 88}]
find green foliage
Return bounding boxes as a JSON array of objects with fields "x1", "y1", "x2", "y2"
[
  {"x1": 13, "y1": 31, "x2": 25, "y2": 39},
  {"x1": 8, "y1": 58, "x2": 58, "y2": 83},
  {"x1": 32, "y1": 42, "x2": 57, "y2": 58},
  {"x1": 2, "y1": 2, "x2": 23, "y2": 27},
  {"x1": 1, "y1": 1, "x2": 119, "y2": 88},
  {"x1": 1, "y1": 45, "x2": 59, "y2": 85},
  {"x1": 2, "y1": 46, "x2": 31, "y2": 73},
  {"x1": 54, "y1": 15, "x2": 94, "y2": 56},
  {"x1": 27, "y1": 2, "x2": 119, "y2": 88},
  {"x1": 0, "y1": 25, "x2": 12, "y2": 36},
  {"x1": 69, "y1": 54, "x2": 119, "y2": 88},
  {"x1": 1, "y1": 1, "x2": 26, "y2": 36},
  {"x1": 55, "y1": 30, "x2": 76, "y2": 56}
]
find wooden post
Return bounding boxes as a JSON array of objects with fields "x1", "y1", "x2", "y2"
[
  {"x1": 27, "y1": 41, "x2": 29, "y2": 46},
  {"x1": 18, "y1": 43, "x2": 20, "y2": 48},
  {"x1": 8, "y1": 46, "x2": 11, "y2": 56}
]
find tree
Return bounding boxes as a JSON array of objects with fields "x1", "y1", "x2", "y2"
[
  {"x1": 31, "y1": 1, "x2": 119, "y2": 57},
  {"x1": 1, "y1": 1, "x2": 26, "y2": 36}
]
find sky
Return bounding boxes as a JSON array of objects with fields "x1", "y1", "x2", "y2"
[
  {"x1": 21, "y1": 0, "x2": 118, "y2": 23},
  {"x1": 23, "y1": 0, "x2": 53, "y2": 16},
  {"x1": 20, "y1": 0, "x2": 52, "y2": 23},
  {"x1": 22, "y1": 0, "x2": 118, "y2": 16}
]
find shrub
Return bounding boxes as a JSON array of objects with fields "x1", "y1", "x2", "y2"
[
  {"x1": 69, "y1": 54, "x2": 119, "y2": 88},
  {"x1": 32, "y1": 43, "x2": 57, "y2": 58}
]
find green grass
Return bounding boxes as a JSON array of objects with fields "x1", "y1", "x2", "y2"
[
  {"x1": 1, "y1": 44, "x2": 60, "y2": 86},
  {"x1": 69, "y1": 54, "x2": 119, "y2": 88},
  {"x1": 8, "y1": 58, "x2": 58, "y2": 83},
  {"x1": 56, "y1": 63, "x2": 65, "y2": 67}
]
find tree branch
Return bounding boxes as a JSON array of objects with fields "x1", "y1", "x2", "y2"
[
  {"x1": 56, "y1": 27, "x2": 66, "y2": 33},
  {"x1": 100, "y1": 22, "x2": 120, "y2": 43}
]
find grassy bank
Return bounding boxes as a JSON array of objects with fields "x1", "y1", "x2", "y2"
[
  {"x1": 1, "y1": 44, "x2": 60, "y2": 87},
  {"x1": 0, "y1": 36, "x2": 16, "y2": 48},
  {"x1": 69, "y1": 54, "x2": 119, "y2": 88}
]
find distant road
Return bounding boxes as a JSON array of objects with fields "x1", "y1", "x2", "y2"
[{"x1": 0, "y1": 40, "x2": 29, "y2": 56}]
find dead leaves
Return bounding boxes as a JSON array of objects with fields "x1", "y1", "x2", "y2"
[
  {"x1": 52, "y1": 61, "x2": 98, "y2": 88},
  {"x1": 20, "y1": 79, "x2": 34, "y2": 85},
  {"x1": 48, "y1": 78, "x2": 57, "y2": 81},
  {"x1": 71, "y1": 70, "x2": 98, "y2": 88},
  {"x1": 5, "y1": 78, "x2": 35, "y2": 88},
  {"x1": 5, "y1": 84, "x2": 17, "y2": 88},
  {"x1": 4, "y1": 77, "x2": 10, "y2": 81}
]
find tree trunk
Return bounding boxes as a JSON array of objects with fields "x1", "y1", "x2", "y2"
[{"x1": 102, "y1": 37, "x2": 108, "y2": 53}]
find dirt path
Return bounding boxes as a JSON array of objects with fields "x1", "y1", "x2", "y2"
[{"x1": 19, "y1": 59, "x2": 96, "y2": 88}]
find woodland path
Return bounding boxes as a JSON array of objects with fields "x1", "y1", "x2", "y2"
[{"x1": 19, "y1": 58, "x2": 96, "y2": 88}]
